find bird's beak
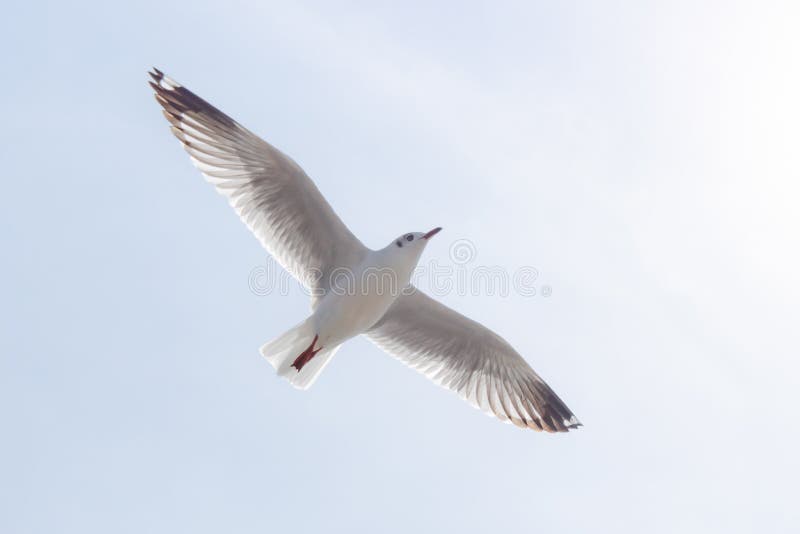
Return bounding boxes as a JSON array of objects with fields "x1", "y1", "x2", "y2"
[{"x1": 422, "y1": 227, "x2": 442, "y2": 240}]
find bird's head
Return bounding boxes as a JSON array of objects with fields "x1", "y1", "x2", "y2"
[
  {"x1": 390, "y1": 227, "x2": 442, "y2": 251},
  {"x1": 384, "y1": 227, "x2": 442, "y2": 268}
]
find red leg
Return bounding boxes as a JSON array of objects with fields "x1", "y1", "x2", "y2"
[{"x1": 291, "y1": 334, "x2": 323, "y2": 371}]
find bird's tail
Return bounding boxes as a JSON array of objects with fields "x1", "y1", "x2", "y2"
[{"x1": 259, "y1": 318, "x2": 340, "y2": 390}]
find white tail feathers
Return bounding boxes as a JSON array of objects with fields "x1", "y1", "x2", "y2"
[{"x1": 259, "y1": 318, "x2": 340, "y2": 390}]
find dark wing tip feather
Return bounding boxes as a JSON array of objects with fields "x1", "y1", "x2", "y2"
[
  {"x1": 526, "y1": 383, "x2": 581, "y2": 433},
  {"x1": 545, "y1": 400, "x2": 582, "y2": 433},
  {"x1": 147, "y1": 68, "x2": 236, "y2": 128}
]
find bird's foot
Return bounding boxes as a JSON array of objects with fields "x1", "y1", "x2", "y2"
[{"x1": 291, "y1": 334, "x2": 323, "y2": 372}]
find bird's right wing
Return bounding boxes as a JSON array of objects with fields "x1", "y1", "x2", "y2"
[
  {"x1": 149, "y1": 69, "x2": 367, "y2": 296},
  {"x1": 366, "y1": 288, "x2": 581, "y2": 432}
]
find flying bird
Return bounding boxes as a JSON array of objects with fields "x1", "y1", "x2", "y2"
[{"x1": 149, "y1": 68, "x2": 581, "y2": 432}]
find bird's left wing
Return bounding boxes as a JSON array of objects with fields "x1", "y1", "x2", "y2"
[
  {"x1": 366, "y1": 288, "x2": 581, "y2": 432},
  {"x1": 149, "y1": 69, "x2": 367, "y2": 296}
]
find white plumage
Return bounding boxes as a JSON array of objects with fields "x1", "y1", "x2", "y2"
[{"x1": 150, "y1": 68, "x2": 580, "y2": 432}]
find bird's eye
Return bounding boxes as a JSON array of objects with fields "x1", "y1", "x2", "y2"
[
  {"x1": 395, "y1": 240, "x2": 403, "y2": 248},
  {"x1": 405, "y1": 234, "x2": 414, "y2": 241}
]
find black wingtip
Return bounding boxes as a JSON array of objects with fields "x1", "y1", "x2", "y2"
[{"x1": 566, "y1": 417, "x2": 583, "y2": 431}]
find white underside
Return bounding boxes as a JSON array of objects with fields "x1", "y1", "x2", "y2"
[{"x1": 259, "y1": 317, "x2": 342, "y2": 390}]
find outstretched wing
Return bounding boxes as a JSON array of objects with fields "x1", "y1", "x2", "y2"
[
  {"x1": 366, "y1": 288, "x2": 581, "y2": 432},
  {"x1": 149, "y1": 68, "x2": 367, "y2": 296}
]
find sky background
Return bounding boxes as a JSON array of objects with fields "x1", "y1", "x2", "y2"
[{"x1": 2, "y1": 1, "x2": 800, "y2": 532}]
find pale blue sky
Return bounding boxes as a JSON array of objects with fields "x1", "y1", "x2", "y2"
[{"x1": 2, "y1": 1, "x2": 799, "y2": 533}]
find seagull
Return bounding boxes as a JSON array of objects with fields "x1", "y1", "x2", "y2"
[{"x1": 149, "y1": 68, "x2": 581, "y2": 432}]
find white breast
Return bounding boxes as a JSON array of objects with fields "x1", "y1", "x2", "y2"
[{"x1": 311, "y1": 249, "x2": 418, "y2": 346}]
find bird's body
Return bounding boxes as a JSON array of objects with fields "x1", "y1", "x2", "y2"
[
  {"x1": 311, "y1": 238, "x2": 425, "y2": 346},
  {"x1": 150, "y1": 68, "x2": 581, "y2": 432},
  {"x1": 262, "y1": 231, "x2": 435, "y2": 387}
]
